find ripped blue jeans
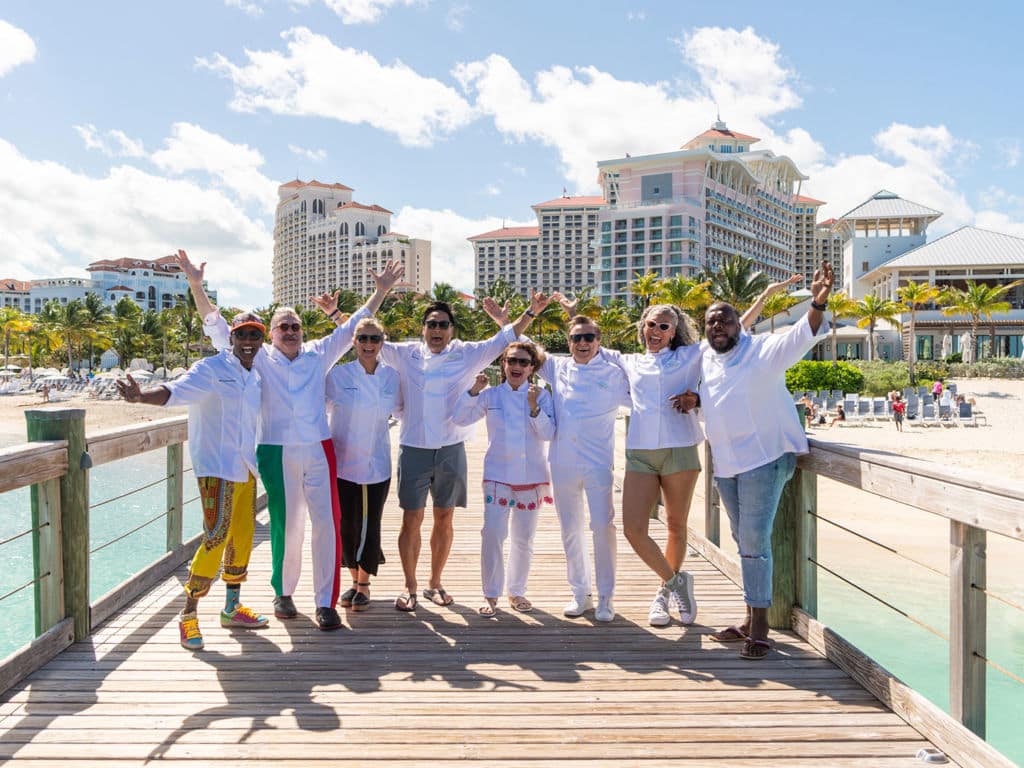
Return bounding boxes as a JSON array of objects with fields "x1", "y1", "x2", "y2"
[{"x1": 714, "y1": 453, "x2": 796, "y2": 608}]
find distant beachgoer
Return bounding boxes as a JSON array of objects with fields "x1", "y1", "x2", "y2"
[
  {"x1": 828, "y1": 404, "x2": 846, "y2": 429},
  {"x1": 932, "y1": 379, "x2": 943, "y2": 397},
  {"x1": 797, "y1": 395, "x2": 816, "y2": 428},
  {"x1": 892, "y1": 394, "x2": 906, "y2": 432},
  {"x1": 40, "y1": 383, "x2": 49, "y2": 403}
]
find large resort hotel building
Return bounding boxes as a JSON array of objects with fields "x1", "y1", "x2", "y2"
[
  {"x1": 594, "y1": 120, "x2": 808, "y2": 303},
  {"x1": 273, "y1": 179, "x2": 430, "y2": 306},
  {"x1": 468, "y1": 196, "x2": 603, "y2": 299},
  {"x1": 1, "y1": 257, "x2": 216, "y2": 315}
]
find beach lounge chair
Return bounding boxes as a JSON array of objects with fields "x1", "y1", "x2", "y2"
[
  {"x1": 871, "y1": 398, "x2": 886, "y2": 420},
  {"x1": 906, "y1": 395, "x2": 919, "y2": 419},
  {"x1": 947, "y1": 383, "x2": 957, "y2": 396},
  {"x1": 937, "y1": 403, "x2": 957, "y2": 427},
  {"x1": 919, "y1": 403, "x2": 939, "y2": 427},
  {"x1": 957, "y1": 402, "x2": 978, "y2": 427},
  {"x1": 857, "y1": 399, "x2": 872, "y2": 421},
  {"x1": 902, "y1": 387, "x2": 915, "y2": 400},
  {"x1": 831, "y1": 390, "x2": 844, "y2": 400},
  {"x1": 917, "y1": 386, "x2": 928, "y2": 397},
  {"x1": 922, "y1": 393, "x2": 934, "y2": 406}
]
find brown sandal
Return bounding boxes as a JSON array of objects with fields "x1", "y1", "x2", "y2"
[
  {"x1": 508, "y1": 595, "x2": 533, "y2": 613},
  {"x1": 478, "y1": 598, "x2": 498, "y2": 617}
]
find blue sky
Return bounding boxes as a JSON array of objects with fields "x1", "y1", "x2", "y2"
[{"x1": 2, "y1": 2, "x2": 1022, "y2": 306}]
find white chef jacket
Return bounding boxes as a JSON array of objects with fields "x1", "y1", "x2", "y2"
[
  {"x1": 204, "y1": 307, "x2": 370, "y2": 445},
  {"x1": 452, "y1": 382, "x2": 554, "y2": 486},
  {"x1": 537, "y1": 351, "x2": 631, "y2": 468},
  {"x1": 325, "y1": 360, "x2": 402, "y2": 485},
  {"x1": 700, "y1": 314, "x2": 827, "y2": 478},
  {"x1": 380, "y1": 325, "x2": 517, "y2": 449},
  {"x1": 164, "y1": 350, "x2": 260, "y2": 482},
  {"x1": 603, "y1": 345, "x2": 703, "y2": 450}
]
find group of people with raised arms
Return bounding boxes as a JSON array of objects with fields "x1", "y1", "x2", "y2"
[{"x1": 119, "y1": 248, "x2": 834, "y2": 663}]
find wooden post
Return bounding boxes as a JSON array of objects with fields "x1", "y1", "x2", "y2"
[
  {"x1": 703, "y1": 442, "x2": 720, "y2": 546},
  {"x1": 768, "y1": 466, "x2": 808, "y2": 629},
  {"x1": 793, "y1": 468, "x2": 818, "y2": 619},
  {"x1": 29, "y1": 476, "x2": 64, "y2": 635},
  {"x1": 950, "y1": 521, "x2": 986, "y2": 738},
  {"x1": 165, "y1": 443, "x2": 183, "y2": 552},
  {"x1": 26, "y1": 408, "x2": 90, "y2": 641}
]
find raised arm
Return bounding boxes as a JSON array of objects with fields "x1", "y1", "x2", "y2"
[
  {"x1": 174, "y1": 249, "x2": 217, "y2": 318},
  {"x1": 321, "y1": 260, "x2": 405, "y2": 325},
  {"x1": 741, "y1": 274, "x2": 802, "y2": 330},
  {"x1": 807, "y1": 260, "x2": 834, "y2": 335},
  {"x1": 513, "y1": 290, "x2": 555, "y2": 337},
  {"x1": 116, "y1": 374, "x2": 170, "y2": 406}
]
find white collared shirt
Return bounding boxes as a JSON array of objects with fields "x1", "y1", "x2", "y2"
[
  {"x1": 204, "y1": 307, "x2": 370, "y2": 445},
  {"x1": 537, "y1": 351, "x2": 631, "y2": 468},
  {"x1": 603, "y1": 345, "x2": 703, "y2": 450},
  {"x1": 164, "y1": 350, "x2": 260, "y2": 482},
  {"x1": 325, "y1": 360, "x2": 401, "y2": 484},
  {"x1": 380, "y1": 325, "x2": 517, "y2": 449},
  {"x1": 700, "y1": 314, "x2": 827, "y2": 478},
  {"x1": 452, "y1": 382, "x2": 554, "y2": 485}
]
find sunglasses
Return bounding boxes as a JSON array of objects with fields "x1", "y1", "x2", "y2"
[
  {"x1": 569, "y1": 332, "x2": 597, "y2": 343},
  {"x1": 424, "y1": 320, "x2": 452, "y2": 329},
  {"x1": 356, "y1": 334, "x2": 383, "y2": 343},
  {"x1": 645, "y1": 320, "x2": 673, "y2": 331},
  {"x1": 274, "y1": 322, "x2": 302, "y2": 333},
  {"x1": 504, "y1": 357, "x2": 534, "y2": 367},
  {"x1": 232, "y1": 329, "x2": 264, "y2": 341}
]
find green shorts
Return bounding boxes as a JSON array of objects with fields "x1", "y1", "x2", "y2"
[{"x1": 625, "y1": 445, "x2": 701, "y2": 476}]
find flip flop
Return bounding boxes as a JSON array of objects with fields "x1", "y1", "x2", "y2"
[
  {"x1": 423, "y1": 588, "x2": 454, "y2": 607},
  {"x1": 508, "y1": 595, "x2": 533, "y2": 613},
  {"x1": 711, "y1": 625, "x2": 748, "y2": 643},
  {"x1": 740, "y1": 638, "x2": 772, "y2": 660},
  {"x1": 478, "y1": 598, "x2": 498, "y2": 617},
  {"x1": 394, "y1": 592, "x2": 417, "y2": 612}
]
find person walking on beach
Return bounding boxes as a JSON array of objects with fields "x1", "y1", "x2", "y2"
[
  {"x1": 452, "y1": 342, "x2": 555, "y2": 617},
  {"x1": 179, "y1": 250, "x2": 404, "y2": 631},
  {"x1": 116, "y1": 310, "x2": 267, "y2": 651},
  {"x1": 691, "y1": 260, "x2": 833, "y2": 660},
  {"x1": 325, "y1": 316, "x2": 402, "y2": 612},
  {"x1": 365, "y1": 292, "x2": 553, "y2": 612},
  {"x1": 892, "y1": 393, "x2": 906, "y2": 432}
]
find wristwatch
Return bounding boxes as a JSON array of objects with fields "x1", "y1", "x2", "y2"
[
  {"x1": 810, "y1": 300, "x2": 827, "y2": 311},
  {"x1": 529, "y1": 406, "x2": 540, "y2": 417}
]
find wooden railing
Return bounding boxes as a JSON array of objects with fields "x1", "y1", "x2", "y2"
[
  {"x1": 0, "y1": 408, "x2": 262, "y2": 695},
  {"x1": 692, "y1": 439, "x2": 1024, "y2": 768}
]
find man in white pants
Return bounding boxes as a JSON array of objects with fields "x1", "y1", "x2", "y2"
[{"x1": 524, "y1": 309, "x2": 630, "y2": 622}]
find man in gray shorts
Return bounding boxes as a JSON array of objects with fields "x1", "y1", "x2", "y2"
[{"x1": 380, "y1": 294, "x2": 553, "y2": 611}]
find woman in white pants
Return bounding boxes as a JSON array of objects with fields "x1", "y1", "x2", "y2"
[{"x1": 452, "y1": 342, "x2": 555, "y2": 617}]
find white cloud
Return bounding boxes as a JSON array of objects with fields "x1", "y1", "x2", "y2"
[
  {"x1": 627, "y1": 10, "x2": 646, "y2": 21},
  {"x1": 0, "y1": 138, "x2": 273, "y2": 306},
  {"x1": 224, "y1": 0, "x2": 266, "y2": 16},
  {"x1": 1001, "y1": 138, "x2": 1021, "y2": 169},
  {"x1": 0, "y1": 20, "x2": 37, "y2": 77},
  {"x1": 315, "y1": 0, "x2": 422, "y2": 24},
  {"x1": 199, "y1": 27, "x2": 474, "y2": 147},
  {"x1": 482, "y1": 183, "x2": 501, "y2": 196},
  {"x1": 74, "y1": 124, "x2": 146, "y2": 158},
  {"x1": 391, "y1": 206, "x2": 532, "y2": 291},
  {"x1": 288, "y1": 143, "x2": 328, "y2": 162},
  {"x1": 445, "y1": 2, "x2": 469, "y2": 31},
  {"x1": 503, "y1": 161, "x2": 526, "y2": 177},
  {"x1": 150, "y1": 122, "x2": 278, "y2": 213}
]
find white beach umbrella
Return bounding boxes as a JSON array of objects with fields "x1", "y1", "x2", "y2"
[
  {"x1": 960, "y1": 332, "x2": 974, "y2": 364},
  {"x1": 941, "y1": 333, "x2": 952, "y2": 359}
]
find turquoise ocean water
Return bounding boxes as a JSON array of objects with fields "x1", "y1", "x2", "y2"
[{"x1": 1, "y1": 429, "x2": 1021, "y2": 764}]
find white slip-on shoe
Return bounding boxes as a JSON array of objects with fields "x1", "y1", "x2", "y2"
[
  {"x1": 594, "y1": 595, "x2": 615, "y2": 623},
  {"x1": 667, "y1": 571, "x2": 697, "y2": 625},
  {"x1": 648, "y1": 587, "x2": 671, "y2": 627},
  {"x1": 563, "y1": 594, "x2": 594, "y2": 617}
]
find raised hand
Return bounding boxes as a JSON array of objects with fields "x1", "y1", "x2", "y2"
[
  {"x1": 766, "y1": 274, "x2": 802, "y2": 296},
  {"x1": 527, "y1": 383, "x2": 541, "y2": 409},
  {"x1": 482, "y1": 296, "x2": 511, "y2": 327},
  {"x1": 174, "y1": 249, "x2": 204, "y2": 284},
  {"x1": 670, "y1": 389, "x2": 699, "y2": 413},
  {"x1": 369, "y1": 260, "x2": 405, "y2": 292},
  {"x1": 556, "y1": 293, "x2": 578, "y2": 317},
  {"x1": 469, "y1": 372, "x2": 489, "y2": 396},
  {"x1": 116, "y1": 374, "x2": 141, "y2": 403},
  {"x1": 810, "y1": 261, "x2": 834, "y2": 305},
  {"x1": 310, "y1": 290, "x2": 341, "y2": 316},
  {"x1": 529, "y1": 289, "x2": 554, "y2": 316}
]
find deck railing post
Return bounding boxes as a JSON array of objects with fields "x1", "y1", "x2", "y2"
[
  {"x1": 769, "y1": 465, "x2": 816, "y2": 629},
  {"x1": 26, "y1": 408, "x2": 90, "y2": 641},
  {"x1": 950, "y1": 520, "x2": 986, "y2": 738},
  {"x1": 703, "y1": 442, "x2": 720, "y2": 546},
  {"x1": 28, "y1": 475, "x2": 64, "y2": 635},
  {"x1": 794, "y1": 468, "x2": 817, "y2": 619},
  {"x1": 166, "y1": 443, "x2": 183, "y2": 552}
]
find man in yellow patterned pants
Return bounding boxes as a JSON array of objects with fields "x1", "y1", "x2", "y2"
[{"x1": 118, "y1": 303, "x2": 268, "y2": 651}]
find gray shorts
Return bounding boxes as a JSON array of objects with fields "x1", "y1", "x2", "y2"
[{"x1": 397, "y1": 443, "x2": 468, "y2": 510}]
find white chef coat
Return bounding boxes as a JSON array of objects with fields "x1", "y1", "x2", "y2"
[{"x1": 325, "y1": 360, "x2": 401, "y2": 485}]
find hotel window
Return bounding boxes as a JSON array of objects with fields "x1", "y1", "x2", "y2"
[
  {"x1": 614, "y1": 219, "x2": 627, "y2": 231},
  {"x1": 632, "y1": 231, "x2": 645, "y2": 242},
  {"x1": 648, "y1": 216, "x2": 662, "y2": 228},
  {"x1": 632, "y1": 218, "x2": 644, "y2": 229}
]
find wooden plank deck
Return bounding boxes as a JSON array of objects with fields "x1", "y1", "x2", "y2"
[{"x1": 0, "y1": 424, "x2": 951, "y2": 766}]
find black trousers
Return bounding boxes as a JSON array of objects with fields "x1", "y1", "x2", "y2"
[{"x1": 337, "y1": 477, "x2": 390, "y2": 576}]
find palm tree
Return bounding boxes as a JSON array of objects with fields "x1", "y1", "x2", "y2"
[
  {"x1": 896, "y1": 280, "x2": 941, "y2": 384},
  {"x1": 826, "y1": 292, "x2": 860, "y2": 365},
  {"x1": 40, "y1": 298, "x2": 87, "y2": 371},
  {"x1": 628, "y1": 272, "x2": 663, "y2": 311},
  {"x1": 939, "y1": 279, "x2": 1024, "y2": 360},
  {"x1": 296, "y1": 304, "x2": 334, "y2": 339},
  {"x1": 706, "y1": 254, "x2": 769, "y2": 310},
  {"x1": 170, "y1": 292, "x2": 200, "y2": 368},
  {"x1": 111, "y1": 297, "x2": 143, "y2": 370},
  {"x1": 559, "y1": 286, "x2": 602, "y2": 321},
  {"x1": 379, "y1": 291, "x2": 424, "y2": 340},
  {"x1": 0, "y1": 307, "x2": 30, "y2": 368},
  {"x1": 81, "y1": 292, "x2": 112, "y2": 371},
  {"x1": 855, "y1": 294, "x2": 903, "y2": 361},
  {"x1": 760, "y1": 292, "x2": 800, "y2": 333},
  {"x1": 598, "y1": 300, "x2": 637, "y2": 349}
]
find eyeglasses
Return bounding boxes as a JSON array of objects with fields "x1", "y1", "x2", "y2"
[
  {"x1": 232, "y1": 329, "x2": 264, "y2": 341},
  {"x1": 504, "y1": 357, "x2": 534, "y2": 367},
  {"x1": 645, "y1": 320, "x2": 673, "y2": 331},
  {"x1": 569, "y1": 332, "x2": 597, "y2": 343},
  {"x1": 424, "y1": 320, "x2": 452, "y2": 329},
  {"x1": 274, "y1": 322, "x2": 302, "y2": 333},
  {"x1": 356, "y1": 334, "x2": 383, "y2": 343}
]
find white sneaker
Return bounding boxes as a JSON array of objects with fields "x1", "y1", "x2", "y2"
[
  {"x1": 594, "y1": 595, "x2": 615, "y2": 622},
  {"x1": 563, "y1": 594, "x2": 594, "y2": 617},
  {"x1": 648, "y1": 587, "x2": 671, "y2": 627},
  {"x1": 666, "y1": 571, "x2": 697, "y2": 625}
]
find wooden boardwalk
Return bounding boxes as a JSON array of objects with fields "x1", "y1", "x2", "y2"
[{"x1": 0, "y1": 427, "x2": 950, "y2": 766}]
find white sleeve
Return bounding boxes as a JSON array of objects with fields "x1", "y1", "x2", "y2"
[
  {"x1": 312, "y1": 306, "x2": 371, "y2": 368},
  {"x1": 459, "y1": 325, "x2": 518, "y2": 373},
  {"x1": 164, "y1": 358, "x2": 215, "y2": 407},
  {"x1": 528, "y1": 389, "x2": 556, "y2": 441},
  {"x1": 203, "y1": 311, "x2": 230, "y2": 352},
  {"x1": 451, "y1": 388, "x2": 488, "y2": 427}
]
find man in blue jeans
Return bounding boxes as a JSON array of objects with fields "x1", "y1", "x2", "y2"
[{"x1": 696, "y1": 260, "x2": 833, "y2": 660}]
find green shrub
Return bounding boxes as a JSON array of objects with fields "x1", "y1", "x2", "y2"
[
  {"x1": 845, "y1": 361, "x2": 906, "y2": 396},
  {"x1": 785, "y1": 360, "x2": 864, "y2": 394},
  {"x1": 948, "y1": 359, "x2": 1024, "y2": 378}
]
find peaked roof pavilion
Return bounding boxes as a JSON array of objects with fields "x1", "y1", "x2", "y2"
[{"x1": 838, "y1": 189, "x2": 943, "y2": 223}]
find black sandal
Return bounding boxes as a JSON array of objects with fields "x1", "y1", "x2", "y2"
[
  {"x1": 353, "y1": 582, "x2": 371, "y2": 612},
  {"x1": 339, "y1": 581, "x2": 358, "y2": 608}
]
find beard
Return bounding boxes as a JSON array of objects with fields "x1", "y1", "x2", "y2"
[{"x1": 709, "y1": 334, "x2": 738, "y2": 353}]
